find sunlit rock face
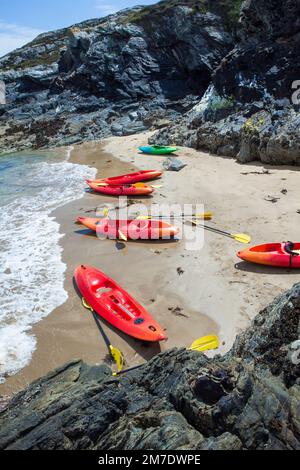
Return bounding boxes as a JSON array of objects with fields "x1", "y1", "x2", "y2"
[{"x1": 0, "y1": 1, "x2": 234, "y2": 153}]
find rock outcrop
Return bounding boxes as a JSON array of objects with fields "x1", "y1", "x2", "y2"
[
  {"x1": 1, "y1": 283, "x2": 299, "y2": 450},
  {"x1": 1, "y1": 0, "x2": 299, "y2": 163},
  {"x1": 0, "y1": 1, "x2": 235, "y2": 153},
  {"x1": 153, "y1": 0, "x2": 300, "y2": 164}
]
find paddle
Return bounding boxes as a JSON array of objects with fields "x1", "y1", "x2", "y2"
[
  {"x1": 118, "y1": 230, "x2": 128, "y2": 242},
  {"x1": 94, "y1": 182, "x2": 162, "y2": 189},
  {"x1": 137, "y1": 212, "x2": 213, "y2": 221},
  {"x1": 82, "y1": 298, "x2": 124, "y2": 372},
  {"x1": 99, "y1": 208, "x2": 128, "y2": 241},
  {"x1": 190, "y1": 335, "x2": 219, "y2": 352},
  {"x1": 112, "y1": 334, "x2": 220, "y2": 376},
  {"x1": 190, "y1": 220, "x2": 251, "y2": 244}
]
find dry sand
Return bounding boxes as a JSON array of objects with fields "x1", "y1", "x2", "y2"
[{"x1": 2, "y1": 133, "x2": 300, "y2": 395}]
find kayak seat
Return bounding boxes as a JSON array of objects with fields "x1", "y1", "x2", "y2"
[
  {"x1": 96, "y1": 287, "x2": 112, "y2": 294},
  {"x1": 109, "y1": 296, "x2": 136, "y2": 321}
]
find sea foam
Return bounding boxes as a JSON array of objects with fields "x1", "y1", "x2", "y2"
[{"x1": 0, "y1": 151, "x2": 96, "y2": 383}]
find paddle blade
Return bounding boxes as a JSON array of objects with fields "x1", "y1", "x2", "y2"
[
  {"x1": 118, "y1": 229, "x2": 127, "y2": 241},
  {"x1": 103, "y1": 207, "x2": 109, "y2": 217},
  {"x1": 190, "y1": 335, "x2": 220, "y2": 352},
  {"x1": 232, "y1": 233, "x2": 251, "y2": 244},
  {"x1": 96, "y1": 183, "x2": 108, "y2": 187},
  {"x1": 195, "y1": 212, "x2": 213, "y2": 220},
  {"x1": 110, "y1": 345, "x2": 125, "y2": 372},
  {"x1": 82, "y1": 297, "x2": 93, "y2": 311}
]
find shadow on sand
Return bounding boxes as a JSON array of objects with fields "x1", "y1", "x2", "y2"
[{"x1": 235, "y1": 261, "x2": 296, "y2": 275}]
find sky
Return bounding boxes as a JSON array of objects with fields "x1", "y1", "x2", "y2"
[{"x1": 0, "y1": 0, "x2": 156, "y2": 57}]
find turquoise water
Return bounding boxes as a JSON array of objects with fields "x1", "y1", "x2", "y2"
[
  {"x1": 0, "y1": 149, "x2": 96, "y2": 384},
  {"x1": 0, "y1": 152, "x2": 63, "y2": 206}
]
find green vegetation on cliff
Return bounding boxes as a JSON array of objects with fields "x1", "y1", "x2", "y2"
[{"x1": 123, "y1": 0, "x2": 243, "y2": 32}]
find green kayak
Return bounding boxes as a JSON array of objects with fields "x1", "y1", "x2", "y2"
[{"x1": 139, "y1": 145, "x2": 178, "y2": 155}]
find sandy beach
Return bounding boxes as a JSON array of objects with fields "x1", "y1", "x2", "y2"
[{"x1": 1, "y1": 132, "x2": 300, "y2": 395}]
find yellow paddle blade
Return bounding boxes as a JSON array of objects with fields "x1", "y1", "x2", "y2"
[
  {"x1": 82, "y1": 297, "x2": 93, "y2": 311},
  {"x1": 118, "y1": 229, "x2": 127, "y2": 241},
  {"x1": 190, "y1": 335, "x2": 220, "y2": 352},
  {"x1": 134, "y1": 183, "x2": 162, "y2": 189},
  {"x1": 109, "y1": 345, "x2": 125, "y2": 372},
  {"x1": 195, "y1": 212, "x2": 213, "y2": 220},
  {"x1": 103, "y1": 207, "x2": 109, "y2": 217},
  {"x1": 231, "y1": 233, "x2": 251, "y2": 244}
]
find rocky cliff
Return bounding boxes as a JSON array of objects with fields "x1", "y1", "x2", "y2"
[
  {"x1": 0, "y1": 283, "x2": 299, "y2": 450},
  {"x1": 1, "y1": 0, "x2": 299, "y2": 162},
  {"x1": 0, "y1": 1, "x2": 236, "y2": 153},
  {"x1": 153, "y1": 0, "x2": 300, "y2": 164}
]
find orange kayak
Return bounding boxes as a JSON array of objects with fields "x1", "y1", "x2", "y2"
[
  {"x1": 74, "y1": 265, "x2": 167, "y2": 342},
  {"x1": 91, "y1": 170, "x2": 162, "y2": 185},
  {"x1": 237, "y1": 243, "x2": 300, "y2": 268},
  {"x1": 77, "y1": 217, "x2": 179, "y2": 239},
  {"x1": 86, "y1": 181, "x2": 153, "y2": 196}
]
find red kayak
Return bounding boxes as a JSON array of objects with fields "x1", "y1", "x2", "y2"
[
  {"x1": 74, "y1": 265, "x2": 167, "y2": 342},
  {"x1": 86, "y1": 181, "x2": 153, "y2": 196},
  {"x1": 237, "y1": 242, "x2": 300, "y2": 268},
  {"x1": 91, "y1": 170, "x2": 162, "y2": 186},
  {"x1": 77, "y1": 217, "x2": 179, "y2": 239}
]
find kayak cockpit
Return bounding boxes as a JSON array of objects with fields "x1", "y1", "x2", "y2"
[{"x1": 248, "y1": 243, "x2": 281, "y2": 253}]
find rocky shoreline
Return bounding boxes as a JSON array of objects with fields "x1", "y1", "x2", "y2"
[{"x1": 0, "y1": 283, "x2": 299, "y2": 450}]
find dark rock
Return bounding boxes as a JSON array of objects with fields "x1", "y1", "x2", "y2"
[
  {"x1": 153, "y1": 0, "x2": 300, "y2": 165},
  {"x1": 0, "y1": 283, "x2": 299, "y2": 450}
]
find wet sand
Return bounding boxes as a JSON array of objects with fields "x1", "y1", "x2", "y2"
[{"x1": 2, "y1": 134, "x2": 300, "y2": 395}]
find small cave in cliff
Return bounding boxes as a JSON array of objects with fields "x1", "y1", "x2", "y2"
[{"x1": 157, "y1": 67, "x2": 211, "y2": 100}]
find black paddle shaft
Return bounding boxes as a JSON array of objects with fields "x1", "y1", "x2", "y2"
[
  {"x1": 204, "y1": 225, "x2": 231, "y2": 237},
  {"x1": 115, "y1": 363, "x2": 145, "y2": 376},
  {"x1": 92, "y1": 311, "x2": 111, "y2": 351}
]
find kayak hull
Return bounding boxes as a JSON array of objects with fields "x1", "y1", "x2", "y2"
[
  {"x1": 91, "y1": 170, "x2": 162, "y2": 185},
  {"x1": 86, "y1": 181, "x2": 153, "y2": 196},
  {"x1": 237, "y1": 243, "x2": 300, "y2": 268},
  {"x1": 77, "y1": 217, "x2": 179, "y2": 239},
  {"x1": 139, "y1": 146, "x2": 177, "y2": 155},
  {"x1": 74, "y1": 265, "x2": 167, "y2": 342}
]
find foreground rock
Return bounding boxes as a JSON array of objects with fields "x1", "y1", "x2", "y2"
[
  {"x1": 1, "y1": 284, "x2": 299, "y2": 450},
  {"x1": 0, "y1": 1, "x2": 235, "y2": 153}
]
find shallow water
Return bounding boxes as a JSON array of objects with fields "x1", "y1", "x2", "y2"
[{"x1": 0, "y1": 148, "x2": 96, "y2": 383}]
